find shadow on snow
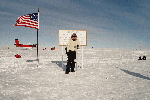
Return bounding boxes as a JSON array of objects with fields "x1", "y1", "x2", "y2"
[
  {"x1": 51, "y1": 61, "x2": 67, "y2": 71},
  {"x1": 120, "y1": 69, "x2": 150, "y2": 80},
  {"x1": 26, "y1": 59, "x2": 39, "y2": 62}
]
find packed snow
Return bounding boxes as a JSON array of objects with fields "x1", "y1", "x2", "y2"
[{"x1": 0, "y1": 46, "x2": 150, "y2": 100}]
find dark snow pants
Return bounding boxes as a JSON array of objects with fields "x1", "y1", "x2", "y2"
[{"x1": 67, "y1": 50, "x2": 76, "y2": 68}]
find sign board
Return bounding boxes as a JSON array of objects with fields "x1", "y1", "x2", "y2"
[{"x1": 59, "y1": 30, "x2": 87, "y2": 46}]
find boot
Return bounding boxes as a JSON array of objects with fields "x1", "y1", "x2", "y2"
[
  {"x1": 71, "y1": 68, "x2": 75, "y2": 72},
  {"x1": 65, "y1": 65, "x2": 70, "y2": 74},
  {"x1": 65, "y1": 71, "x2": 69, "y2": 74},
  {"x1": 71, "y1": 63, "x2": 75, "y2": 72}
]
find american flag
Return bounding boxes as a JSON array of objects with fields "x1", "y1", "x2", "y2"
[{"x1": 14, "y1": 13, "x2": 38, "y2": 29}]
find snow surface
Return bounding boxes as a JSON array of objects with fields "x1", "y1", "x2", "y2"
[{"x1": 0, "y1": 46, "x2": 150, "y2": 100}]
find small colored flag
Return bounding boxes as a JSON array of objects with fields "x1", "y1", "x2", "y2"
[{"x1": 14, "y1": 13, "x2": 38, "y2": 29}]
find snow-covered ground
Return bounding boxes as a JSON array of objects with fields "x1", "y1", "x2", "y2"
[{"x1": 0, "y1": 46, "x2": 150, "y2": 100}]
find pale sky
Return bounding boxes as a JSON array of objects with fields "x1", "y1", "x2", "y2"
[{"x1": 1, "y1": 0, "x2": 150, "y2": 49}]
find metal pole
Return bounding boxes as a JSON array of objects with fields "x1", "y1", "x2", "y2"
[
  {"x1": 82, "y1": 46, "x2": 83, "y2": 69},
  {"x1": 37, "y1": 8, "x2": 39, "y2": 62},
  {"x1": 36, "y1": 29, "x2": 39, "y2": 66},
  {"x1": 62, "y1": 46, "x2": 64, "y2": 70},
  {"x1": 75, "y1": 48, "x2": 78, "y2": 76}
]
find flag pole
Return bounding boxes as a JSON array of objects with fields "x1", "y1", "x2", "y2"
[{"x1": 37, "y1": 8, "x2": 39, "y2": 62}]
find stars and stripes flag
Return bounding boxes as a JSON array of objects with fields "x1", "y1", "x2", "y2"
[{"x1": 14, "y1": 13, "x2": 39, "y2": 29}]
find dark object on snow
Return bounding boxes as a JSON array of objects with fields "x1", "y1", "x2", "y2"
[
  {"x1": 142, "y1": 56, "x2": 146, "y2": 60},
  {"x1": 138, "y1": 56, "x2": 142, "y2": 60},
  {"x1": 15, "y1": 54, "x2": 21, "y2": 58},
  {"x1": 51, "y1": 47, "x2": 55, "y2": 50},
  {"x1": 138, "y1": 56, "x2": 146, "y2": 60},
  {"x1": 43, "y1": 48, "x2": 47, "y2": 50}
]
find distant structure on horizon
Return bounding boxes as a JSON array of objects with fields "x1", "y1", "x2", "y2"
[
  {"x1": 14, "y1": 39, "x2": 36, "y2": 47},
  {"x1": 51, "y1": 47, "x2": 56, "y2": 50}
]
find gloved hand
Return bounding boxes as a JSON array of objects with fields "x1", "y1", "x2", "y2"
[{"x1": 77, "y1": 45, "x2": 79, "y2": 49}]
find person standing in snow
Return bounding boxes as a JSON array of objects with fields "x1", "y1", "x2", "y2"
[{"x1": 65, "y1": 33, "x2": 80, "y2": 74}]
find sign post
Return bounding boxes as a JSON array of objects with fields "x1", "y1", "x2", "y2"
[
  {"x1": 82, "y1": 46, "x2": 83, "y2": 69},
  {"x1": 62, "y1": 46, "x2": 64, "y2": 70}
]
